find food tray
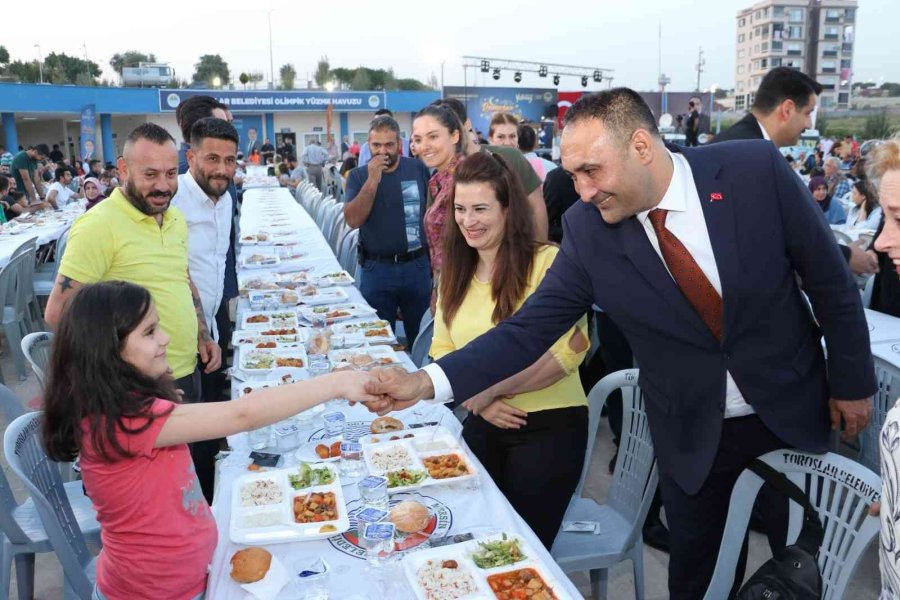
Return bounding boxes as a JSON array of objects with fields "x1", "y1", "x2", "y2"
[
  {"x1": 402, "y1": 533, "x2": 568, "y2": 600},
  {"x1": 273, "y1": 269, "x2": 315, "y2": 288},
  {"x1": 248, "y1": 289, "x2": 301, "y2": 309},
  {"x1": 299, "y1": 286, "x2": 350, "y2": 306},
  {"x1": 237, "y1": 379, "x2": 295, "y2": 397},
  {"x1": 241, "y1": 310, "x2": 300, "y2": 331},
  {"x1": 359, "y1": 426, "x2": 460, "y2": 453},
  {"x1": 315, "y1": 270, "x2": 355, "y2": 286},
  {"x1": 232, "y1": 328, "x2": 309, "y2": 347},
  {"x1": 238, "y1": 347, "x2": 309, "y2": 373},
  {"x1": 362, "y1": 435, "x2": 477, "y2": 493},
  {"x1": 241, "y1": 252, "x2": 280, "y2": 269},
  {"x1": 332, "y1": 320, "x2": 397, "y2": 345},
  {"x1": 299, "y1": 303, "x2": 376, "y2": 325},
  {"x1": 230, "y1": 465, "x2": 350, "y2": 544},
  {"x1": 328, "y1": 346, "x2": 400, "y2": 370}
]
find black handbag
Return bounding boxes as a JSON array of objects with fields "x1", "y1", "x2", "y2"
[{"x1": 736, "y1": 459, "x2": 824, "y2": 600}]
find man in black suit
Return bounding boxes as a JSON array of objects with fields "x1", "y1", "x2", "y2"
[{"x1": 364, "y1": 88, "x2": 875, "y2": 599}]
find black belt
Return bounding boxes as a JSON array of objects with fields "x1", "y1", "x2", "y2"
[{"x1": 361, "y1": 247, "x2": 426, "y2": 264}]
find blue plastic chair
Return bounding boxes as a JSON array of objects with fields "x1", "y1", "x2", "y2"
[
  {"x1": 411, "y1": 316, "x2": 435, "y2": 369},
  {"x1": 3, "y1": 411, "x2": 98, "y2": 599},
  {"x1": 550, "y1": 369, "x2": 658, "y2": 600},
  {"x1": 703, "y1": 449, "x2": 881, "y2": 600},
  {"x1": 859, "y1": 356, "x2": 900, "y2": 474}
]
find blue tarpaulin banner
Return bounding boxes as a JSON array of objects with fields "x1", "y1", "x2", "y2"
[
  {"x1": 158, "y1": 90, "x2": 386, "y2": 113},
  {"x1": 443, "y1": 87, "x2": 558, "y2": 141},
  {"x1": 79, "y1": 104, "x2": 97, "y2": 162}
]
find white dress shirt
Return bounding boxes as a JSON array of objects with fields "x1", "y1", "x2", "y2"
[
  {"x1": 425, "y1": 150, "x2": 754, "y2": 418},
  {"x1": 757, "y1": 120, "x2": 772, "y2": 142},
  {"x1": 171, "y1": 172, "x2": 232, "y2": 342}
]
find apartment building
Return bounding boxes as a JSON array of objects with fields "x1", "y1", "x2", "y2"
[{"x1": 735, "y1": 0, "x2": 857, "y2": 111}]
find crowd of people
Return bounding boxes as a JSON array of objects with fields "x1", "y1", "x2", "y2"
[{"x1": 0, "y1": 65, "x2": 893, "y2": 599}]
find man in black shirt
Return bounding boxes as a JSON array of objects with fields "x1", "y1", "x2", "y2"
[{"x1": 48, "y1": 144, "x2": 64, "y2": 163}]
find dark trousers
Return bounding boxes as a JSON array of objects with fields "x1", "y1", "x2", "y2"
[
  {"x1": 659, "y1": 415, "x2": 789, "y2": 600},
  {"x1": 359, "y1": 254, "x2": 431, "y2": 346},
  {"x1": 200, "y1": 299, "x2": 232, "y2": 402},
  {"x1": 463, "y1": 406, "x2": 588, "y2": 549},
  {"x1": 173, "y1": 368, "x2": 217, "y2": 504}
]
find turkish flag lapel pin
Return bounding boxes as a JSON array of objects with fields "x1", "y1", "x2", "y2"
[{"x1": 709, "y1": 192, "x2": 724, "y2": 202}]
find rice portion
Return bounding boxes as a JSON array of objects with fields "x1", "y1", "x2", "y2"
[
  {"x1": 416, "y1": 559, "x2": 479, "y2": 600},
  {"x1": 240, "y1": 479, "x2": 284, "y2": 507},
  {"x1": 371, "y1": 445, "x2": 413, "y2": 472}
]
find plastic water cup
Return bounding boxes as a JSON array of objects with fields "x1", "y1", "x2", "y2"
[
  {"x1": 339, "y1": 441, "x2": 364, "y2": 478},
  {"x1": 355, "y1": 506, "x2": 389, "y2": 538},
  {"x1": 249, "y1": 426, "x2": 270, "y2": 450},
  {"x1": 362, "y1": 523, "x2": 395, "y2": 567},
  {"x1": 358, "y1": 476, "x2": 389, "y2": 511},
  {"x1": 322, "y1": 412, "x2": 345, "y2": 438}
]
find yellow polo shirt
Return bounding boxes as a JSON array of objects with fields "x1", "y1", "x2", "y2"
[
  {"x1": 431, "y1": 245, "x2": 588, "y2": 413},
  {"x1": 59, "y1": 188, "x2": 198, "y2": 379}
]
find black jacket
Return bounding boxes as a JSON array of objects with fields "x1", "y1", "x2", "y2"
[{"x1": 713, "y1": 112, "x2": 764, "y2": 143}]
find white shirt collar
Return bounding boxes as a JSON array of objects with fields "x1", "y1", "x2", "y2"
[
  {"x1": 179, "y1": 171, "x2": 230, "y2": 206},
  {"x1": 757, "y1": 119, "x2": 772, "y2": 141},
  {"x1": 636, "y1": 150, "x2": 688, "y2": 225}
]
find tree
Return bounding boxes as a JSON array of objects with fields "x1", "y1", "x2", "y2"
[
  {"x1": 396, "y1": 78, "x2": 428, "y2": 91},
  {"x1": 44, "y1": 52, "x2": 101, "y2": 84},
  {"x1": 0, "y1": 46, "x2": 9, "y2": 65},
  {"x1": 816, "y1": 111, "x2": 829, "y2": 137},
  {"x1": 5, "y1": 60, "x2": 40, "y2": 83},
  {"x1": 109, "y1": 51, "x2": 157, "y2": 76},
  {"x1": 314, "y1": 56, "x2": 331, "y2": 87},
  {"x1": 383, "y1": 68, "x2": 398, "y2": 91},
  {"x1": 249, "y1": 71, "x2": 264, "y2": 89},
  {"x1": 350, "y1": 69, "x2": 371, "y2": 91},
  {"x1": 863, "y1": 110, "x2": 893, "y2": 139},
  {"x1": 239, "y1": 72, "x2": 250, "y2": 88},
  {"x1": 852, "y1": 82, "x2": 876, "y2": 90},
  {"x1": 279, "y1": 63, "x2": 296, "y2": 90},
  {"x1": 193, "y1": 54, "x2": 230, "y2": 86},
  {"x1": 881, "y1": 82, "x2": 900, "y2": 97}
]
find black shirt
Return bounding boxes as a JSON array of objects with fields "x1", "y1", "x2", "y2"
[
  {"x1": 542, "y1": 167, "x2": 580, "y2": 244},
  {"x1": 49, "y1": 149, "x2": 64, "y2": 163}
]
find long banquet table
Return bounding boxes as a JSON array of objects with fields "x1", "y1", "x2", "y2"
[
  {"x1": 207, "y1": 186, "x2": 582, "y2": 599},
  {"x1": 0, "y1": 203, "x2": 83, "y2": 268}
]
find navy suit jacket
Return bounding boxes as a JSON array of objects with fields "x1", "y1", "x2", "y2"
[{"x1": 436, "y1": 140, "x2": 876, "y2": 494}]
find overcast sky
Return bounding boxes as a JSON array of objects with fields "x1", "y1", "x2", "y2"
[{"x1": 4, "y1": 0, "x2": 897, "y2": 92}]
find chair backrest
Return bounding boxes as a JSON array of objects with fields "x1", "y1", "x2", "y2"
[
  {"x1": 411, "y1": 315, "x2": 435, "y2": 368},
  {"x1": 12, "y1": 238, "x2": 37, "y2": 296},
  {"x1": 832, "y1": 230, "x2": 852, "y2": 245},
  {"x1": 861, "y1": 274, "x2": 875, "y2": 309},
  {"x1": 0, "y1": 384, "x2": 29, "y2": 544},
  {"x1": 327, "y1": 209, "x2": 347, "y2": 251},
  {"x1": 4, "y1": 412, "x2": 93, "y2": 598},
  {"x1": 0, "y1": 251, "x2": 34, "y2": 318},
  {"x1": 575, "y1": 370, "x2": 658, "y2": 549},
  {"x1": 21, "y1": 331, "x2": 53, "y2": 389},
  {"x1": 703, "y1": 450, "x2": 881, "y2": 600},
  {"x1": 857, "y1": 232, "x2": 874, "y2": 248},
  {"x1": 337, "y1": 228, "x2": 359, "y2": 272},
  {"x1": 859, "y1": 355, "x2": 899, "y2": 474}
]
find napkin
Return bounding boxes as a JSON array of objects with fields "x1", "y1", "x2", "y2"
[{"x1": 241, "y1": 554, "x2": 289, "y2": 600}]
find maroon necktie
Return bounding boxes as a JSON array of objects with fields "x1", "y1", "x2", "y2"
[{"x1": 647, "y1": 208, "x2": 723, "y2": 341}]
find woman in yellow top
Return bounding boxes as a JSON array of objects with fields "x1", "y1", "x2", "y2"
[{"x1": 431, "y1": 151, "x2": 590, "y2": 548}]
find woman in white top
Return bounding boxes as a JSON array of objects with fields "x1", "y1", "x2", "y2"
[{"x1": 846, "y1": 180, "x2": 882, "y2": 230}]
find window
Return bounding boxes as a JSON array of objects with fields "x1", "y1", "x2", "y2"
[
  {"x1": 845, "y1": 8, "x2": 855, "y2": 22},
  {"x1": 771, "y1": 58, "x2": 782, "y2": 67},
  {"x1": 787, "y1": 25, "x2": 803, "y2": 39},
  {"x1": 838, "y1": 92, "x2": 849, "y2": 104},
  {"x1": 825, "y1": 9, "x2": 842, "y2": 23},
  {"x1": 739, "y1": 17, "x2": 746, "y2": 27},
  {"x1": 738, "y1": 49, "x2": 745, "y2": 58},
  {"x1": 819, "y1": 76, "x2": 838, "y2": 90},
  {"x1": 787, "y1": 8, "x2": 804, "y2": 22},
  {"x1": 772, "y1": 22, "x2": 784, "y2": 41},
  {"x1": 772, "y1": 41, "x2": 783, "y2": 52},
  {"x1": 784, "y1": 59, "x2": 803, "y2": 69},
  {"x1": 736, "y1": 95, "x2": 746, "y2": 111},
  {"x1": 820, "y1": 95, "x2": 835, "y2": 108},
  {"x1": 737, "y1": 65, "x2": 745, "y2": 74},
  {"x1": 737, "y1": 81, "x2": 745, "y2": 92},
  {"x1": 738, "y1": 33, "x2": 745, "y2": 43},
  {"x1": 786, "y1": 43, "x2": 803, "y2": 56},
  {"x1": 824, "y1": 26, "x2": 840, "y2": 41},
  {"x1": 840, "y1": 59, "x2": 852, "y2": 69},
  {"x1": 773, "y1": 6, "x2": 785, "y2": 18},
  {"x1": 842, "y1": 42, "x2": 853, "y2": 53},
  {"x1": 754, "y1": 44, "x2": 760, "y2": 54},
  {"x1": 822, "y1": 44, "x2": 839, "y2": 58},
  {"x1": 820, "y1": 60, "x2": 836, "y2": 73},
  {"x1": 843, "y1": 26, "x2": 854, "y2": 43},
  {"x1": 761, "y1": 42, "x2": 769, "y2": 52}
]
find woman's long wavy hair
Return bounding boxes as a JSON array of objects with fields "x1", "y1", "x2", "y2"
[
  {"x1": 439, "y1": 151, "x2": 539, "y2": 326},
  {"x1": 43, "y1": 281, "x2": 179, "y2": 463}
]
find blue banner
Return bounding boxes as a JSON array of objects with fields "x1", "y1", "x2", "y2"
[
  {"x1": 79, "y1": 104, "x2": 97, "y2": 162},
  {"x1": 231, "y1": 115, "x2": 264, "y2": 158},
  {"x1": 159, "y1": 90, "x2": 386, "y2": 113},
  {"x1": 443, "y1": 87, "x2": 558, "y2": 142}
]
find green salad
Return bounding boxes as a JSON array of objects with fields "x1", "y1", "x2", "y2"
[
  {"x1": 385, "y1": 468, "x2": 427, "y2": 488},
  {"x1": 471, "y1": 534, "x2": 526, "y2": 569},
  {"x1": 288, "y1": 463, "x2": 335, "y2": 489}
]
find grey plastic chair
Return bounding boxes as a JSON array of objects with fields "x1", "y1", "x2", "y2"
[
  {"x1": 337, "y1": 229, "x2": 359, "y2": 273},
  {"x1": 859, "y1": 356, "x2": 899, "y2": 474},
  {"x1": 861, "y1": 274, "x2": 875, "y2": 309},
  {"x1": 21, "y1": 331, "x2": 53, "y2": 389},
  {"x1": 832, "y1": 230, "x2": 852, "y2": 245},
  {"x1": 33, "y1": 229, "x2": 70, "y2": 298},
  {"x1": 0, "y1": 252, "x2": 38, "y2": 380},
  {"x1": 10, "y1": 238, "x2": 42, "y2": 333},
  {"x1": 550, "y1": 369, "x2": 658, "y2": 600},
  {"x1": 410, "y1": 315, "x2": 435, "y2": 368},
  {"x1": 703, "y1": 449, "x2": 880, "y2": 600},
  {"x1": 4, "y1": 412, "x2": 97, "y2": 599}
]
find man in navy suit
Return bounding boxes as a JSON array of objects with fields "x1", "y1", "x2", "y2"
[{"x1": 365, "y1": 88, "x2": 875, "y2": 598}]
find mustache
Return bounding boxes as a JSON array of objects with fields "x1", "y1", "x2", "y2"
[{"x1": 147, "y1": 191, "x2": 172, "y2": 199}]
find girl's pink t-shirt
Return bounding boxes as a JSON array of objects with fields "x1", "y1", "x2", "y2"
[{"x1": 80, "y1": 398, "x2": 217, "y2": 600}]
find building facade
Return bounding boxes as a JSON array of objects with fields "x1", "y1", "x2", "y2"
[{"x1": 735, "y1": 0, "x2": 857, "y2": 111}]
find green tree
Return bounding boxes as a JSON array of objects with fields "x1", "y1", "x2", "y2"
[
  {"x1": 0, "y1": 46, "x2": 9, "y2": 65},
  {"x1": 863, "y1": 110, "x2": 894, "y2": 139},
  {"x1": 239, "y1": 72, "x2": 250, "y2": 88},
  {"x1": 279, "y1": 63, "x2": 296, "y2": 90},
  {"x1": 331, "y1": 67, "x2": 354, "y2": 87},
  {"x1": 396, "y1": 78, "x2": 428, "y2": 91},
  {"x1": 350, "y1": 69, "x2": 371, "y2": 90},
  {"x1": 5, "y1": 60, "x2": 42, "y2": 83},
  {"x1": 109, "y1": 50, "x2": 157, "y2": 76},
  {"x1": 881, "y1": 82, "x2": 900, "y2": 97},
  {"x1": 816, "y1": 111, "x2": 829, "y2": 137},
  {"x1": 249, "y1": 71, "x2": 264, "y2": 89},
  {"x1": 193, "y1": 54, "x2": 230, "y2": 86},
  {"x1": 43, "y1": 52, "x2": 101, "y2": 84},
  {"x1": 314, "y1": 56, "x2": 331, "y2": 87},
  {"x1": 383, "y1": 68, "x2": 398, "y2": 91}
]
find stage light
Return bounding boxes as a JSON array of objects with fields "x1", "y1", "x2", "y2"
[
  {"x1": 553, "y1": 74, "x2": 560, "y2": 85},
  {"x1": 492, "y1": 68, "x2": 501, "y2": 80},
  {"x1": 513, "y1": 71, "x2": 522, "y2": 83},
  {"x1": 581, "y1": 76, "x2": 589, "y2": 87},
  {"x1": 480, "y1": 60, "x2": 490, "y2": 73},
  {"x1": 538, "y1": 65, "x2": 548, "y2": 77},
  {"x1": 593, "y1": 70, "x2": 603, "y2": 83}
]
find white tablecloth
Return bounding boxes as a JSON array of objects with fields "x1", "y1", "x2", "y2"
[
  {"x1": 865, "y1": 309, "x2": 900, "y2": 344},
  {"x1": 0, "y1": 206, "x2": 82, "y2": 268},
  {"x1": 207, "y1": 186, "x2": 581, "y2": 599}
]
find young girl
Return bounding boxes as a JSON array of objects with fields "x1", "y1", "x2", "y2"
[{"x1": 42, "y1": 281, "x2": 376, "y2": 600}]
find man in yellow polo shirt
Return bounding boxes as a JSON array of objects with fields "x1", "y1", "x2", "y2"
[{"x1": 44, "y1": 122, "x2": 222, "y2": 499}]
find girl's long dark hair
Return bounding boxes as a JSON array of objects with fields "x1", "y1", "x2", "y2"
[
  {"x1": 439, "y1": 152, "x2": 539, "y2": 326},
  {"x1": 853, "y1": 179, "x2": 877, "y2": 216},
  {"x1": 43, "y1": 281, "x2": 179, "y2": 463}
]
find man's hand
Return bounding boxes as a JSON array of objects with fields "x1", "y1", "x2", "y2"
[
  {"x1": 462, "y1": 389, "x2": 496, "y2": 416},
  {"x1": 361, "y1": 366, "x2": 434, "y2": 415},
  {"x1": 479, "y1": 399, "x2": 528, "y2": 430},
  {"x1": 829, "y1": 398, "x2": 873, "y2": 440},
  {"x1": 848, "y1": 240, "x2": 879, "y2": 276},
  {"x1": 366, "y1": 153, "x2": 390, "y2": 185},
  {"x1": 198, "y1": 338, "x2": 222, "y2": 373}
]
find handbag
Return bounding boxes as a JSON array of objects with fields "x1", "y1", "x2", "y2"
[{"x1": 735, "y1": 459, "x2": 824, "y2": 600}]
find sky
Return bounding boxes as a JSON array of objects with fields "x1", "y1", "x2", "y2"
[{"x1": 3, "y1": 0, "x2": 897, "y2": 92}]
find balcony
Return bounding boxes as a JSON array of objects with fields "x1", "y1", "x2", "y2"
[
  {"x1": 842, "y1": 43, "x2": 854, "y2": 53},
  {"x1": 822, "y1": 50, "x2": 838, "y2": 58},
  {"x1": 821, "y1": 67, "x2": 837, "y2": 74},
  {"x1": 787, "y1": 49, "x2": 803, "y2": 57},
  {"x1": 771, "y1": 41, "x2": 783, "y2": 52},
  {"x1": 824, "y1": 33, "x2": 840, "y2": 41}
]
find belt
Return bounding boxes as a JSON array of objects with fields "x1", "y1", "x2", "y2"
[
  {"x1": 361, "y1": 247, "x2": 426, "y2": 264},
  {"x1": 304, "y1": 163, "x2": 325, "y2": 168}
]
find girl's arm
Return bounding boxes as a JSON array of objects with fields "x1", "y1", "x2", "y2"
[{"x1": 155, "y1": 371, "x2": 376, "y2": 448}]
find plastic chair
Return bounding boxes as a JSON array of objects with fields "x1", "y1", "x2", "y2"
[
  {"x1": 327, "y1": 211, "x2": 347, "y2": 251},
  {"x1": 34, "y1": 229, "x2": 70, "y2": 298},
  {"x1": 10, "y1": 239, "x2": 41, "y2": 333},
  {"x1": 410, "y1": 315, "x2": 435, "y2": 368},
  {"x1": 859, "y1": 356, "x2": 900, "y2": 474},
  {"x1": 21, "y1": 331, "x2": 53, "y2": 389},
  {"x1": 861, "y1": 274, "x2": 875, "y2": 309},
  {"x1": 832, "y1": 230, "x2": 852, "y2": 245},
  {"x1": 550, "y1": 369, "x2": 658, "y2": 600},
  {"x1": 703, "y1": 450, "x2": 880, "y2": 600},
  {"x1": 4, "y1": 412, "x2": 98, "y2": 599},
  {"x1": 337, "y1": 228, "x2": 359, "y2": 272},
  {"x1": 0, "y1": 252, "x2": 37, "y2": 380}
]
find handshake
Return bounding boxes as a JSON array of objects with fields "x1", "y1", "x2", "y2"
[{"x1": 344, "y1": 366, "x2": 437, "y2": 415}]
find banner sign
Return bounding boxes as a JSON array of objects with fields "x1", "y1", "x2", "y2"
[
  {"x1": 79, "y1": 104, "x2": 97, "y2": 162},
  {"x1": 158, "y1": 90, "x2": 386, "y2": 113},
  {"x1": 443, "y1": 86, "x2": 558, "y2": 140}
]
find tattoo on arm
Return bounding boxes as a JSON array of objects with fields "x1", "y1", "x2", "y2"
[
  {"x1": 59, "y1": 276, "x2": 74, "y2": 292},
  {"x1": 188, "y1": 274, "x2": 212, "y2": 341}
]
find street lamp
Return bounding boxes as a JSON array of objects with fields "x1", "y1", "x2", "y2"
[
  {"x1": 212, "y1": 76, "x2": 222, "y2": 89},
  {"x1": 34, "y1": 44, "x2": 43, "y2": 84},
  {"x1": 324, "y1": 81, "x2": 335, "y2": 92},
  {"x1": 266, "y1": 10, "x2": 275, "y2": 90}
]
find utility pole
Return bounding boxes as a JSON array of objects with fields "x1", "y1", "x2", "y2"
[
  {"x1": 34, "y1": 44, "x2": 43, "y2": 84},
  {"x1": 695, "y1": 47, "x2": 705, "y2": 92},
  {"x1": 267, "y1": 10, "x2": 275, "y2": 90}
]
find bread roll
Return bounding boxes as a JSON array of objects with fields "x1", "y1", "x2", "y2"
[
  {"x1": 230, "y1": 547, "x2": 272, "y2": 583},
  {"x1": 389, "y1": 500, "x2": 431, "y2": 533},
  {"x1": 370, "y1": 416, "x2": 404, "y2": 434}
]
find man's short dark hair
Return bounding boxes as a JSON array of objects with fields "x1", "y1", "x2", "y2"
[
  {"x1": 564, "y1": 88, "x2": 660, "y2": 142},
  {"x1": 34, "y1": 144, "x2": 50, "y2": 157},
  {"x1": 190, "y1": 117, "x2": 239, "y2": 148},
  {"x1": 374, "y1": 108, "x2": 393, "y2": 117},
  {"x1": 0, "y1": 176, "x2": 9, "y2": 193},
  {"x1": 369, "y1": 115, "x2": 400, "y2": 138},
  {"x1": 54, "y1": 167, "x2": 69, "y2": 181},
  {"x1": 431, "y1": 97, "x2": 468, "y2": 124},
  {"x1": 126, "y1": 123, "x2": 176, "y2": 147},
  {"x1": 175, "y1": 95, "x2": 228, "y2": 143},
  {"x1": 88, "y1": 159, "x2": 102, "y2": 170},
  {"x1": 752, "y1": 67, "x2": 823, "y2": 115},
  {"x1": 286, "y1": 155, "x2": 297, "y2": 163}
]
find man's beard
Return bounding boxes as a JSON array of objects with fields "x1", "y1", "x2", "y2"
[
  {"x1": 124, "y1": 178, "x2": 172, "y2": 215},
  {"x1": 194, "y1": 169, "x2": 230, "y2": 198},
  {"x1": 383, "y1": 151, "x2": 400, "y2": 168}
]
